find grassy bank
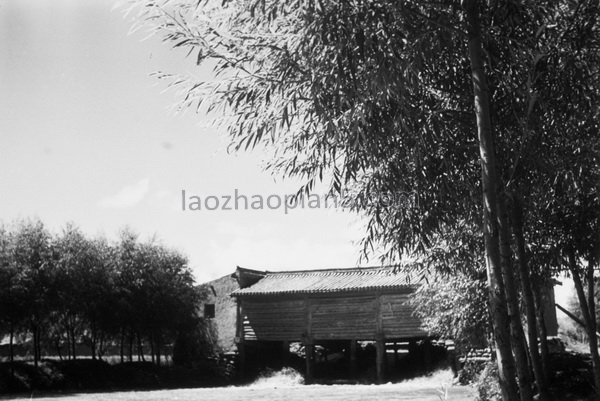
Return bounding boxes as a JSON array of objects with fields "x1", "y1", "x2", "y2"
[
  {"x1": 0, "y1": 359, "x2": 227, "y2": 395},
  {"x1": 0, "y1": 369, "x2": 475, "y2": 401}
]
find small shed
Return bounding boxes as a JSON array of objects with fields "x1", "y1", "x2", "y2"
[{"x1": 231, "y1": 266, "x2": 427, "y2": 382}]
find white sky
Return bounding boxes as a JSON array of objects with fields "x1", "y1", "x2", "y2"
[{"x1": 0, "y1": 0, "x2": 370, "y2": 283}]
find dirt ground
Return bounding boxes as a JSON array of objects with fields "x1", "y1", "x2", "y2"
[{"x1": 2, "y1": 369, "x2": 474, "y2": 401}]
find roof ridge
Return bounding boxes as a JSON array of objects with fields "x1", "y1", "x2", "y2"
[{"x1": 261, "y1": 264, "x2": 407, "y2": 275}]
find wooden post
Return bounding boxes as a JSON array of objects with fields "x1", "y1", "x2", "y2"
[
  {"x1": 303, "y1": 296, "x2": 315, "y2": 383},
  {"x1": 235, "y1": 299, "x2": 246, "y2": 380},
  {"x1": 423, "y1": 340, "x2": 432, "y2": 373},
  {"x1": 350, "y1": 340, "x2": 358, "y2": 377},
  {"x1": 376, "y1": 338, "x2": 386, "y2": 384},
  {"x1": 305, "y1": 342, "x2": 315, "y2": 383},
  {"x1": 282, "y1": 341, "x2": 290, "y2": 366},
  {"x1": 306, "y1": 296, "x2": 313, "y2": 339},
  {"x1": 408, "y1": 340, "x2": 419, "y2": 371},
  {"x1": 446, "y1": 340, "x2": 458, "y2": 377},
  {"x1": 375, "y1": 292, "x2": 385, "y2": 383},
  {"x1": 237, "y1": 340, "x2": 246, "y2": 380}
]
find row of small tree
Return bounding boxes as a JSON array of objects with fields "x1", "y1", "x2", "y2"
[{"x1": 0, "y1": 218, "x2": 200, "y2": 367}]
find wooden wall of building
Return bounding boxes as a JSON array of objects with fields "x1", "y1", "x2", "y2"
[
  {"x1": 311, "y1": 294, "x2": 377, "y2": 340},
  {"x1": 239, "y1": 290, "x2": 426, "y2": 342},
  {"x1": 241, "y1": 298, "x2": 305, "y2": 341},
  {"x1": 380, "y1": 294, "x2": 427, "y2": 338}
]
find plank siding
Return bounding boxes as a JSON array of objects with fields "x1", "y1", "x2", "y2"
[
  {"x1": 242, "y1": 298, "x2": 306, "y2": 341},
  {"x1": 240, "y1": 291, "x2": 427, "y2": 342},
  {"x1": 380, "y1": 294, "x2": 427, "y2": 338},
  {"x1": 311, "y1": 295, "x2": 377, "y2": 340}
]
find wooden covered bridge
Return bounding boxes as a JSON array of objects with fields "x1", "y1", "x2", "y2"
[{"x1": 231, "y1": 266, "x2": 433, "y2": 383}]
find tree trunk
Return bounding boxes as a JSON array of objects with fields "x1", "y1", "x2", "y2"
[
  {"x1": 533, "y1": 283, "x2": 551, "y2": 382},
  {"x1": 98, "y1": 333, "x2": 104, "y2": 360},
  {"x1": 511, "y1": 195, "x2": 549, "y2": 398},
  {"x1": 586, "y1": 260, "x2": 597, "y2": 346},
  {"x1": 70, "y1": 325, "x2": 77, "y2": 360},
  {"x1": 90, "y1": 322, "x2": 97, "y2": 360},
  {"x1": 91, "y1": 336, "x2": 96, "y2": 360},
  {"x1": 32, "y1": 323, "x2": 39, "y2": 367},
  {"x1": 56, "y1": 339, "x2": 63, "y2": 361},
  {"x1": 463, "y1": 2, "x2": 519, "y2": 400},
  {"x1": 9, "y1": 325, "x2": 14, "y2": 364},
  {"x1": 120, "y1": 329, "x2": 125, "y2": 364},
  {"x1": 9, "y1": 326, "x2": 14, "y2": 376},
  {"x1": 498, "y1": 197, "x2": 533, "y2": 401},
  {"x1": 137, "y1": 333, "x2": 145, "y2": 362},
  {"x1": 150, "y1": 337, "x2": 155, "y2": 364},
  {"x1": 66, "y1": 322, "x2": 72, "y2": 360},
  {"x1": 36, "y1": 327, "x2": 41, "y2": 364},
  {"x1": 66, "y1": 335, "x2": 71, "y2": 359},
  {"x1": 155, "y1": 336, "x2": 161, "y2": 366},
  {"x1": 569, "y1": 252, "x2": 600, "y2": 393},
  {"x1": 38, "y1": 327, "x2": 43, "y2": 363},
  {"x1": 128, "y1": 331, "x2": 134, "y2": 362}
]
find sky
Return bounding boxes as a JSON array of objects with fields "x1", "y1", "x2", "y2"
[{"x1": 0, "y1": 0, "x2": 369, "y2": 283}]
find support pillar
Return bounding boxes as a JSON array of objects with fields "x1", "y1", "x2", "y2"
[
  {"x1": 423, "y1": 340, "x2": 432, "y2": 373},
  {"x1": 350, "y1": 340, "x2": 358, "y2": 377},
  {"x1": 282, "y1": 341, "x2": 290, "y2": 367},
  {"x1": 376, "y1": 338, "x2": 386, "y2": 384},
  {"x1": 237, "y1": 340, "x2": 246, "y2": 380},
  {"x1": 375, "y1": 292, "x2": 386, "y2": 383},
  {"x1": 235, "y1": 300, "x2": 246, "y2": 380},
  {"x1": 446, "y1": 340, "x2": 458, "y2": 377},
  {"x1": 305, "y1": 343, "x2": 315, "y2": 383}
]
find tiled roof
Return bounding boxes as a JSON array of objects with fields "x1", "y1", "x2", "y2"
[{"x1": 231, "y1": 266, "x2": 419, "y2": 297}]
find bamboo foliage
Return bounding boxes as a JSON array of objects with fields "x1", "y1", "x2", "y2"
[{"x1": 128, "y1": 1, "x2": 600, "y2": 399}]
